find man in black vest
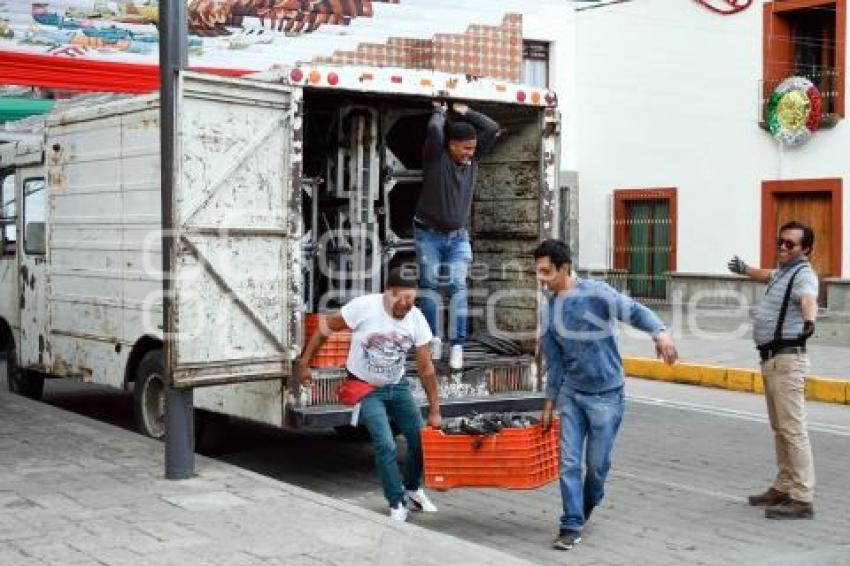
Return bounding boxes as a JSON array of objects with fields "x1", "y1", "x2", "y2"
[{"x1": 728, "y1": 220, "x2": 818, "y2": 519}]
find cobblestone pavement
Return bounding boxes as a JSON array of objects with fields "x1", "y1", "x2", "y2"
[
  {"x1": 208, "y1": 379, "x2": 850, "y2": 566},
  {"x1": 0, "y1": 382, "x2": 534, "y2": 566},
  {"x1": 8, "y1": 365, "x2": 850, "y2": 565}
]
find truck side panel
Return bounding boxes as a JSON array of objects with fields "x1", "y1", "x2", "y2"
[
  {"x1": 46, "y1": 104, "x2": 162, "y2": 386},
  {"x1": 120, "y1": 108, "x2": 164, "y2": 354},
  {"x1": 195, "y1": 380, "x2": 284, "y2": 427}
]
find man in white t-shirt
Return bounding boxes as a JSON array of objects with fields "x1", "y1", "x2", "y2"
[{"x1": 296, "y1": 267, "x2": 442, "y2": 521}]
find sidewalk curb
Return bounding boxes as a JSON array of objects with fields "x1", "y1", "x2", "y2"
[{"x1": 623, "y1": 357, "x2": 850, "y2": 405}]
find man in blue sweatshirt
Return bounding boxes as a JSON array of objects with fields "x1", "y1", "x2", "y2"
[{"x1": 534, "y1": 239, "x2": 678, "y2": 551}]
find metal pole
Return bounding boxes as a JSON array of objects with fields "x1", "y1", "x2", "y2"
[{"x1": 160, "y1": 0, "x2": 193, "y2": 480}]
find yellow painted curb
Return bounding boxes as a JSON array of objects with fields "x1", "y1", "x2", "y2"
[{"x1": 623, "y1": 357, "x2": 849, "y2": 405}]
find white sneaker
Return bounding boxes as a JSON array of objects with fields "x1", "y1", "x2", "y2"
[
  {"x1": 389, "y1": 502, "x2": 408, "y2": 521},
  {"x1": 406, "y1": 488, "x2": 438, "y2": 513},
  {"x1": 449, "y1": 345, "x2": 463, "y2": 370},
  {"x1": 430, "y1": 337, "x2": 442, "y2": 360}
]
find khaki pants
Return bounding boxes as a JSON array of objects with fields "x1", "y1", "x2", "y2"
[{"x1": 760, "y1": 353, "x2": 815, "y2": 502}]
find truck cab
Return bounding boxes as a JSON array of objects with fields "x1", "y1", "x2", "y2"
[{"x1": 1, "y1": 132, "x2": 48, "y2": 399}]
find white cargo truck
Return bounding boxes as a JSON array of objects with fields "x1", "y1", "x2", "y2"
[{"x1": 0, "y1": 69, "x2": 560, "y2": 438}]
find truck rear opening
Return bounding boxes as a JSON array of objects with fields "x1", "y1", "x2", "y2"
[{"x1": 289, "y1": 87, "x2": 555, "y2": 427}]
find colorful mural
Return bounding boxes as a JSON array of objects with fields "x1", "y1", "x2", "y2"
[
  {"x1": 0, "y1": 0, "x2": 399, "y2": 66},
  {"x1": 0, "y1": 0, "x2": 526, "y2": 92},
  {"x1": 187, "y1": 0, "x2": 399, "y2": 36}
]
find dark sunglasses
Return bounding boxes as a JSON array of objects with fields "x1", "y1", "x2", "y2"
[{"x1": 777, "y1": 237, "x2": 800, "y2": 250}]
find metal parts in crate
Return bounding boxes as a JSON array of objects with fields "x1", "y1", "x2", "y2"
[
  {"x1": 443, "y1": 412, "x2": 540, "y2": 435},
  {"x1": 443, "y1": 412, "x2": 542, "y2": 449}
]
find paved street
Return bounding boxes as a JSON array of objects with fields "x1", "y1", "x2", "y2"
[{"x1": 23, "y1": 371, "x2": 850, "y2": 566}]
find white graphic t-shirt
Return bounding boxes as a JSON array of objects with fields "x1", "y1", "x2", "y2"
[{"x1": 341, "y1": 294, "x2": 433, "y2": 386}]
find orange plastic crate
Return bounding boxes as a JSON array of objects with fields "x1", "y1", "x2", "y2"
[
  {"x1": 304, "y1": 314, "x2": 351, "y2": 368},
  {"x1": 422, "y1": 420, "x2": 560, "y2": 489}
]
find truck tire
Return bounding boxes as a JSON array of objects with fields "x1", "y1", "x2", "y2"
[
  {"x1": 134, "y1": 349, "x2": 166, "y2": 439},
  {"x1": 132, "y1": 349, "x2": 205, "y2": 447},
  {"x1": 4, "y1": 353, "x2": 45, "y2": 400}
]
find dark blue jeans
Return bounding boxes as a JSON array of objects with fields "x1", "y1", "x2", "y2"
[
  {"x1": 558, "y1": 387, "x2": 625, "y2": 532},
  {"x1": 358, "y1": 379, "x2": 425, "y2": 507},
  {"x1": 414, "y1": 224, "x2": 472, "y2": 345}
]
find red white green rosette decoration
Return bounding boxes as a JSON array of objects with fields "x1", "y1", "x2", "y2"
[{"x1": 766, "y1": 77, "x2": 823, "y2": 146}]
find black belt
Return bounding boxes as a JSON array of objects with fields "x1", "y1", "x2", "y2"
[
  {"x1": 413, "y1": 217, "x2": 466, "y2": 236},
  {"x1": 759, "y1": 346, "x2": 806, "y2": 361}
]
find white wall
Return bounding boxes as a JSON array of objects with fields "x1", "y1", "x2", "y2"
[
  {"x1": 575, "y1": 0, "x2": 848, "y2": 276},
  {"x1": 515, "y1": 3, "x2": 578, "y2": 171},
  {"x1": 325, "y1": 0, "x2": 579, "y2": 168}
]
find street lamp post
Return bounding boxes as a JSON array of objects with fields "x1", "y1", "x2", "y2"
[{"x1": 159, "y1": 0, "x2": 194, "y2": 480}]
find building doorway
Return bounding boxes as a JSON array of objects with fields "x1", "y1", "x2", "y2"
[{"x1": 762, "y1": 178, "x2": 843, "y2": 305}]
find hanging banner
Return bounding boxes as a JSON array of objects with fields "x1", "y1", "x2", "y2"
[{"x1": 0, "y1": 0, "x2": 399, "y2": 92}]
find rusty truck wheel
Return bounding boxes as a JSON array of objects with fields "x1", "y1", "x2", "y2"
[
  {"x1": 132, "y1": 349, "x2": 206, "y2": 446},
  {"x1": 5, "y1": 353, "x2": 45, "y2": 400},
  {"x1": 134, "y1": 350, "x2": 166, "y2": 439}
]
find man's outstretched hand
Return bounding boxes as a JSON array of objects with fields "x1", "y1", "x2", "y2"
[
  {"x1": 727, "y1": 255, "x2": 748, "y2": 276},
  {"x1": 653, "y1": 331, "x2": 678, "y2": 365}
]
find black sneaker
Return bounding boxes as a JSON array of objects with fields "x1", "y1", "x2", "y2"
[{"x1": 552, "y1": 529, "x2": 582, "y2": 551}]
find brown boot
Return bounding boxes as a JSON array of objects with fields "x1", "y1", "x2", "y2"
[
  {"x1": 748, "y1": 487, "x2": 790, "y2": 507},
  {"x1": 765, "y1": 499, "x2": 814, "y2": 520}
]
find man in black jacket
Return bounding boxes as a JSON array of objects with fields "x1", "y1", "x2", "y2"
[{"x1": 414, "y1": 101, "x2": 499, "y2": 370}]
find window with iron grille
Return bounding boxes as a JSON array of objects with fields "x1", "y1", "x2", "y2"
[
  {"x1": 613, "y1": 189, "x2": 677, "y2": 302},
  {"x1": 763, "y1": 0, "x2": 845, "y2": 119},
  {"x1": 522, "y1": 40, "x2": 550, "y2": 88}
]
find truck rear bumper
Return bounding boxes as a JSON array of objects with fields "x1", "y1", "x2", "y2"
[{"x1": 287, "y1": 393, "x2": 548, "y2": 428}]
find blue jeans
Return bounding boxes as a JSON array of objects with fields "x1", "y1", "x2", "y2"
[
  {"x1": 558, "y1": 387, "x2": 625, "y2": 532},
  {"x1": 358, "y1": 379, "x2": 425, "y2": 507},
  {"x1": 414, "y1": 224, "x2": 472, "y2": 345}
]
